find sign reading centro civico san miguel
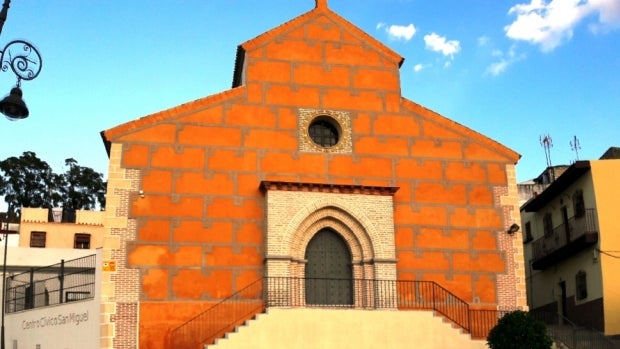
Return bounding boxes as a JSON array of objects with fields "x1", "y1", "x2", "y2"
[{"x1": 21, "y1": 311, "x2": 90, "y2": 330}]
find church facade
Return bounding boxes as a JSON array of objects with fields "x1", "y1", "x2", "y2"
[{"x1": 100, "y1": 1, "x2": 525, "y2": 348}]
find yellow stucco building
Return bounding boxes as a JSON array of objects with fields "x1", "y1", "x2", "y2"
[{"x1": 521, "y1": 147, "x2": 620, "y2": 340}]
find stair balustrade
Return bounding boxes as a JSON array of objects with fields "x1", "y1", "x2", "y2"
[{"x1": 169, "y1": 277, "x2": 515, "y2": 349}]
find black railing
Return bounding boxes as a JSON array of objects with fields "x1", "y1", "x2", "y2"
[
  {"x1": 531, "y1": 311, "x2": 619, "y2": 349},
  {"x1": 396, "y1": 279, "x2": 471, "y2": 331},
  {"x1": 169, "y1": 278, "x2": 265, "y2": 349},
  {"x1": 170, "y1": 277, "x2": 515, "y2": 349},
  {"x1": 4, "y1": 254, "x2": 96, "y2": 313}
]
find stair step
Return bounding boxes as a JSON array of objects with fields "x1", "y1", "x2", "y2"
[{"x1": 209, "y1": 308, "x2": 488, "y2": 349}]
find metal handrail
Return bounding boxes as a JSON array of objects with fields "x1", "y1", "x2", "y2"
[
  {"x1": 169, "y1": 277, "x2": 515, "y2": 348},
  {"x1": 168, "y1": 278, "x2": 265, "y2": 349},
  {"x1": 531, "y1": 311, "x2": 618, "y2": 349}
]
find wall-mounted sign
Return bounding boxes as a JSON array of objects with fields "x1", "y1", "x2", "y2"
[{"x1": 102, "y1": 260, "x2": 116, "y2": 272}]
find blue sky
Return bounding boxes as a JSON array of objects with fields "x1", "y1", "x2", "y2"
[{"x1": 0, "y1": 0, "x2": 619, "y2": 186}]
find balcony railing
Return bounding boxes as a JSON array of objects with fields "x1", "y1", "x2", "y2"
[{"x1": 531, "y1": 209, "x2": 598, "y2": 269}]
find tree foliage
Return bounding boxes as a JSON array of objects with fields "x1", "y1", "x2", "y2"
[
  {"x1": 59, "y1": 158, "x2": 106, "y2": 211},
  {"x1": 487, "y1": 310, "x2": 553, "y2": 349},
  {"x1": 0, "y1": 152, "x2": 106, "y2": 217}
]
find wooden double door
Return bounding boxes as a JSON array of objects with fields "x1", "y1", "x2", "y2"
[{"x1": 304, "y1": 228, "x2": 353, "y2": 306}]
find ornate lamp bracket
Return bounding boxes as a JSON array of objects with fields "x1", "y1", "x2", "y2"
[{"x1": 0, "y1": 39, "x2": 42, "y2": 85}]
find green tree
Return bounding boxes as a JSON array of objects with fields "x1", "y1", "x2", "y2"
[
  {"x1": 487, "y1": 310, "x2": 553, "y2": 349},
  {"x1": 59, "y1": 158, "x2": 106, "y2": 210},
  {"x1": 0, "y1": 152, "x2": 106, "y2": 217},
  {"x1": 0, "y1": 151, "x2": 58, "y2": 216}
]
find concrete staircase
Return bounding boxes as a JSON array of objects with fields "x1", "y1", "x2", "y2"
[{"x1": 208, "y1": 308, "x2": 489, "y2": 349}]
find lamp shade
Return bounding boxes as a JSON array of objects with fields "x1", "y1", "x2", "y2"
[{"x1": 0, "y1": 87, "x2": 29, "y2": 120}]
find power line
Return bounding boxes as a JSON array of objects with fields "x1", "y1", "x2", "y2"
[{"x1": 597, "y1": 249, "x2": 620, "y2": 259}]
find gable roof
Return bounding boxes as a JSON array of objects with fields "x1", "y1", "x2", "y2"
[
  {"x1": 100, "y1": 87, "x2": 245, "y2": 155},
  {"x1": 232, "y1": 0, "x2": 404, "y2": 87},
  {"x1": 101, "y1": 1, "x2": 520, "y2": 166},
  {"x1": 401, "y1": 98, "x2": 521, "y2": 164}
]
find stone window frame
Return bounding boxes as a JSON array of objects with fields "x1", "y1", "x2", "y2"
[{"x1": 299, "y1": 108, "x2": 352, "y2": 153}]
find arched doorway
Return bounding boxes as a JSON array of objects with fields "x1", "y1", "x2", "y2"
[{"x1": 304, "y1": 228, "x2": 353, "y2": 305}]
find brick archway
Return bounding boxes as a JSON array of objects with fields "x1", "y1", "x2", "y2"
[
  {"x1": 292, "y1": 206, "x2": 373, "y2": 264},
  {"x1": 286, "y1": 205, "x2": 378, "y2": 282},
  {"x1": 261, "y1": 181, "x2": 398, "y2": 308}
]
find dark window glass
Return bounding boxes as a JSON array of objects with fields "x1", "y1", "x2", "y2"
[
  {"x1": 25, "y1": 286, "x2": 33, "y2": 309},
  {"x1": 524, "y1": 222, "x2": 533, "y2": 243},
  {"x1": 309, "y1": 118, "x2": 339, "y2": 147},
  {"x1": 30, "y1": 231, "x2": 46, "y2": 248},
  {"x1": 74, "y1": 233, "x2": 91, "y2": 249},
  {"x1": 573, "y1": 190, "x2": 585, "y2": 218},
  {"x1": 576, "y1": 270, "x2": 588, "y2": 300},
  {"x1": 543, "y1": 213, "x2": 553, "y2": 237}
]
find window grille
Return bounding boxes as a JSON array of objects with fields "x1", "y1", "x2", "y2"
[
  {"x1": 74, "y1": 233, "x2": 91, "y2": 249},
  {"x1": 30, "y1": 231, "x2": 46, "y2": 248},
  {"x1": 309, "y1": 119, "x2": 339, "y2": 147}
]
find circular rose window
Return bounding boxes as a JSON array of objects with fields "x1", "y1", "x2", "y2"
[{"x1": 308, "y1": 116, "x2": 341, "y2": 148}]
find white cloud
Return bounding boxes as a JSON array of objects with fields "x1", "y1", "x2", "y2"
[
  {"x1": 423, "y1": 33, "x2": 461, "y2": 57},
  {"x1": 590, "y1": 0, "x2": 620, "y2": 32},
  {"x1": 505, "y1": 0, "x2": 620, "y2": 51},
  {"x1": 487, "y1": 60, "x2": 510, "y2": 76},
  {"x1": 377, "y1": 23, "x2": 417, "y2": 41},
  {"x1": 413, "y1": 63, "x2": 426, "y2": 72},
  {"x1": 478, "y1": 36, "x2": 490, "y2": 46},
  {"x1": 485, "y1": 45, "x2": 526, "y2": 76}
]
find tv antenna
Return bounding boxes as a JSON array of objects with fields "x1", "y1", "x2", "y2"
[
  {"x1": 540, "y1": 134, "x2": 553, "y2": 168},
  {"x1": 570, "y1": 135, "x2": 581, "y2": 162}
]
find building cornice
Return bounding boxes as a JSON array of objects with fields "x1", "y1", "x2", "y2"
[{"x1": 259, "y1": 181, "x2": 399, "y2": 196}]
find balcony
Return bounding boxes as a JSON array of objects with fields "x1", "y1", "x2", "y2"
[{"x1": 531, "y1": 209, "x2": 598, "y2": 270}]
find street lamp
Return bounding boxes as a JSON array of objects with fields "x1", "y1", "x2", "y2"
[
  {"x1": 0, "y1": 1, "x2": 42, "y2": 120},
  {"x1": 0, "y1": 205, "x2": 11, "y2": 349},
  {"x1": 0, "y1": 0, "x2": 43, "y2": 348}
]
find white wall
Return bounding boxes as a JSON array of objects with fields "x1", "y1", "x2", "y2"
[{"x1": 4, "y1": 250, "x2": 101, "y2": 349}]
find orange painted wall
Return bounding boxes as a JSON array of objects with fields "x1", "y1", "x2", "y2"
[{"x1": 104, "y1": 6, "x2": 519, "y2": 349}]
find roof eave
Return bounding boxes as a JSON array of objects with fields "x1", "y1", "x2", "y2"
[{"x1": 522, "y1": 161, "x2": 591, "y2": 212}]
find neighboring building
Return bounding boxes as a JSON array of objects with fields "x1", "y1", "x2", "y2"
[
  {"x1": 3, "y1": 249, "x2": 102, "y2": 349},
  {"x1": 0, "y1": 208, "x2": 105, "y2": 348},
  {"x1": 517, "y1": 165, "x2": 569, "y2": 206},
  {"x1": 520, "y1": 147, "x2": 620, "y2": 338},
  {"x1": 18, "y1": 207, "x2": 105, "y2": 249},
  {"x1": 100, "y1": 1, "x2": 525, "y2": 348}
]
